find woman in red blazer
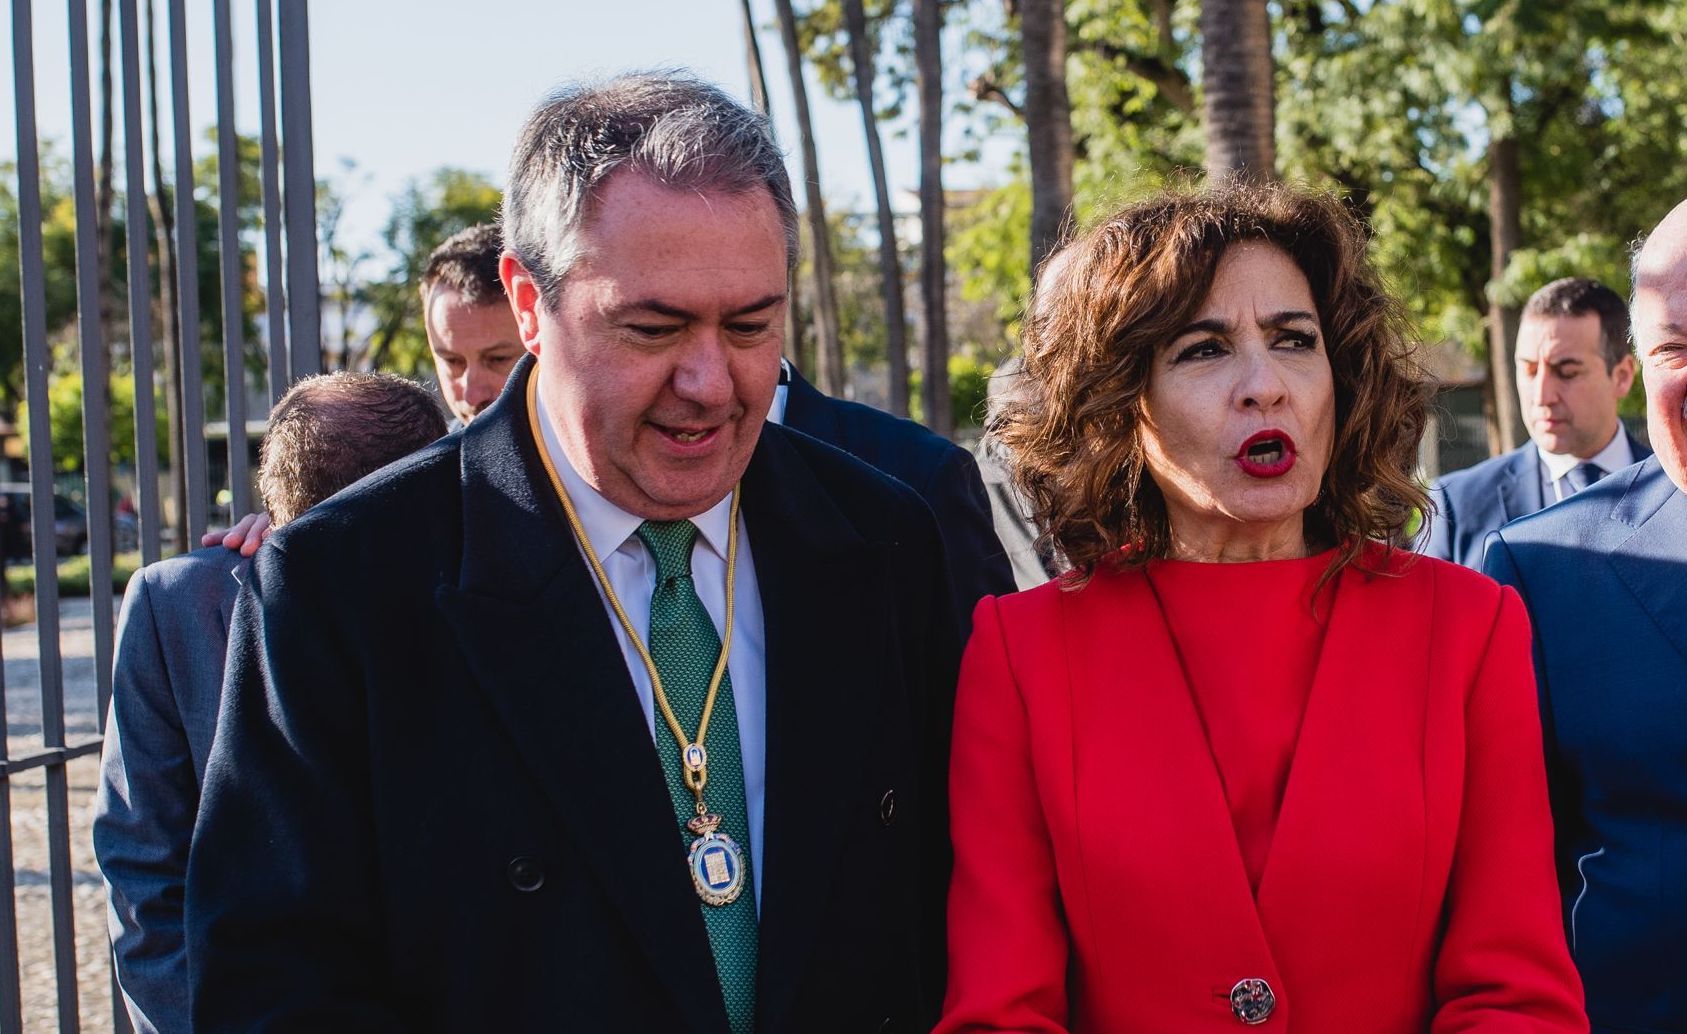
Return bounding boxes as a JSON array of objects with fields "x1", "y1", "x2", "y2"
[{"x1": 938, "y1": 186, "x2": 1587, "y2": 1032}]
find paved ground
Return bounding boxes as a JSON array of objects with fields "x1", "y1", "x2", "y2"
[{"x1": 6, "y1": 596, "x2": 124, "y2": 1033}]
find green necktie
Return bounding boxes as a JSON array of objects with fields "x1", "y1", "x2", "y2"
[{"x1": 635, "y1": 519, "x2": 758, "y2": 1034}]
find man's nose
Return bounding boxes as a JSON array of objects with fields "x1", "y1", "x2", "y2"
[{"x1": 672, "y1": 331, "x2": 734, "y2": 406}]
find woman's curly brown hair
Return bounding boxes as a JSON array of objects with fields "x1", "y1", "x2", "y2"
[{"x1": 997, "y1": 182, "x2": 1432, "y2": 585}]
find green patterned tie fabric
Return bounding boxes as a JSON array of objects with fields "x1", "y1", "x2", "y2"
[{"x1": 635, "y1": 519, "x2": 758, "y2": 1034}]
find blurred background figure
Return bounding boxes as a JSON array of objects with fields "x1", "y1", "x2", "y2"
[
  {"x1": 420, "y1": 223, "x2": 525, "y2": 429},
  {"x1": 1423, "y1": 278, "x2": 1646, "y2": 567}
]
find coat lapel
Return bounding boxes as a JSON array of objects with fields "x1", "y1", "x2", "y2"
[
  {"x1": 743, "y1": 425, "x2": 886, "y2": 1029},
  {"x1": 1253, "y1": 553, "x2": 1433, "y2": 985},
  {"x1": 218, "y1": 556, "x2": 249, "y2": 640},
  {"x1": 1498, "y1": 447, "x2": 1545, "y2": 523},
  {"x1": 1606, "y1": 460, "x2": 1687, "y2": 666},
  {"x1": 1066, "y1": 570, "x2": 1286, "y2": 1006},
  {"x1": 778, "y1": 366, "x2": 843, "y2": 444},
  {"x1": 433, "y1": 358, "x2": 728, "y2": 1032}
]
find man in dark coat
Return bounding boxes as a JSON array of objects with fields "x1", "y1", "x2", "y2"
[
  {"x1": 778, "y1": 361, "x2": 1016, "y2": 617},
  {"x1": 186, "y1": 72, "x2": 960, "y2": 1034}
]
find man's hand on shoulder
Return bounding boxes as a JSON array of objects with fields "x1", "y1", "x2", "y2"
[{"x1": 201, "y1": 512, "x2": 272, "y2": 557}]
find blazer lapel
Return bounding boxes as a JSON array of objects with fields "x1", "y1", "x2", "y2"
[
  {"x1": 1606, "y1": 460, "x2": 1687, "y2": 665},
  {"x1": 1066, "y1": 570, "x2": 1285, "y2": 1002},
  {"x1": 1498, "y1": 447, "x2": 1545, "y2": 523},
  {"x1": 218, "y1": 556, "x2": 249, "y2": 640},
  {"x1": 1255, "y1": 552, "x2": 1432, "y2": 982},
  {"x1": 743, "y1": 426, "x2": 886, "y2": 1028},
  {"x1": 778, "y1": 366, "x2": 843, "y2": 444},
  {"x1": 433, "y1": 358, "x2": 727, "y2": 1032}
]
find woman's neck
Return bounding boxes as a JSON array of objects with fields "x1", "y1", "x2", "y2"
[{"x1": 1165, "y1": 514, "x2": 1311, "y2": 563}]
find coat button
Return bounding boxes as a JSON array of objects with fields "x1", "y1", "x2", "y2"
[
  {"x1": 879, "y1": 789, "x2": 897, "y2": 826},
  {"x1": 1229, "y1": 978, "x2": 1275, "y2": 1024},
  {"x1": 507, "y1": 856, "x2": 545, "y2": 893}
]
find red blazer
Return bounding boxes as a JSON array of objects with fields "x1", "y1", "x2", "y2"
[{"x1": 938, "y1": 552, "x2": 1586, "y2": 1033}]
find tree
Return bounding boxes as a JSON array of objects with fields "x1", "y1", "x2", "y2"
[
  {"x1": 914, "y1": 0, "x2": 951, "y2": 436},
  {"x1": 1021, "y1": 0, "x2": 1074, "y2": 271},
  {"x1": 1200, "y1": 0, "x2": 1276, "y2": 183},
  {"x1": 773, "y1": 0, "x2": 847, "y2": 396},
  {"x1": 840, "y1": 0, "x2": 911, "y2": 415},
  {"x1": 357, "y1": 168, "x2": 501, "y2": 374}
]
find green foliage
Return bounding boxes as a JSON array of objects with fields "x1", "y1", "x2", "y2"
[
  {"x1": 910, "y1": 353, "x2": 995, "y2": 430},
  {"x1": 356, "y1": 169, "x2": 503, "y2": 376},
  {"x1": 5, "y1": 551, "x2": 140, "y2": 599},
  {"x1": 19, "y1": 369, "x2": 166, "y2": 473}
]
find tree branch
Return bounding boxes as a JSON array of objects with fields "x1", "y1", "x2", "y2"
[
  {"x1": 969, "y1": 74, "x2": 1025, "y2": 119},
  {"x1": 1078, "y1": 39, "x2": 1195, "y2": 115}
]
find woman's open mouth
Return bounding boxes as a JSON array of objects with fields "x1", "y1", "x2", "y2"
[{"x1": 1235, "y1": 429, "x2": 1297, "y2": 478}]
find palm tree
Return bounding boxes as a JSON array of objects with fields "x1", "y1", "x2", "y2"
[
  {"x1": 842, "y1": 0, "x2": 910, "y2": 416},
  {"x1": 1200, "y1": 0, "x2": 1276, "y2": 183},
  {"x1": 772, "y1": 0, "x2": 846, "y2": 396},
  {"x1": 1022, "y1": 0, "x2": 1074, "y2": 272},
  {"x1": 914, "y1": 0, "x2": 950, "y2": 436}
]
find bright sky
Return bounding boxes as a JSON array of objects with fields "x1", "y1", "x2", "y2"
[{"x1": 3, "y1": 0, "x2": 1015, "y2": 255}]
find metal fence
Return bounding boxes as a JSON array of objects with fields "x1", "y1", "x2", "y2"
[{"x1": 4, "y1": 0, "x2": 320, "y2": 1029}]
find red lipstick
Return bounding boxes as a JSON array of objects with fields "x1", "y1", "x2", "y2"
[{"x1": 1235, "y1": 429, "x2": 1297, "y2": 478}]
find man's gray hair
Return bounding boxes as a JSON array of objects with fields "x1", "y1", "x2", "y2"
[{"x1": 502, "y1": 70, "x2": 798, "y2": 306}]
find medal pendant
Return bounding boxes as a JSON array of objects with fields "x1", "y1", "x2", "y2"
[{"x1": 686, "y1": 813, "x2": 746, "y2": 907}]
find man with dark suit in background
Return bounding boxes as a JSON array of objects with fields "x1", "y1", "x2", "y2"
[
  {"x1": 1483, "y1": 201, "x2": 1687, "y2": 1032},
  {"x1": 186, "y1": 72, "x2": 961, "y2": 1033},
  {"x1": 775, "y1": 360, "x2": 1015, "y2": 617},
  {"x1": 94, "y1": 373, "x2": 445, "y2": 1033},
  {"x1": 420, "y1": 223, "x2": 525, "y2": 429},
  {"x1": 1424, "y1": 277, "x2": 1649, "y2": 566}
]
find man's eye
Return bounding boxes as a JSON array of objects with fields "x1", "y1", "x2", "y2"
[
  {"x1": 628, "y1": 324, "x2": 678, "y2": 338},
  {"x1": 728, "y1": 322, "x2": 770, "y2": 337}
]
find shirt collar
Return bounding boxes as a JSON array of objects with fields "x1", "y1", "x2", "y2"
[
  {"x1": 1538, "y1": 425, "x2": 1633, "y2": 481},
  {"x1": 533, "y1": 389, "x2": 736, "y2": 563},
  {"x1": 766, "y1": 358, "x2": 791, "y2": 426}
]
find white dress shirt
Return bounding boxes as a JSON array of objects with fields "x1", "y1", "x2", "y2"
[
  {"x1": 1539, "y1": 426, "x2": 1634, "y2": 504},
  {"x1": 533, "y1": 391, "x2": 767, "y2": 910}
]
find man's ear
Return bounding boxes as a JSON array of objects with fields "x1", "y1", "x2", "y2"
[
  {"x1": 1613, "y1": 353, "x2": 1638, "y2": 397},
  {"x1": 500, "y1": 252, "x2": 544, "y2": 357}
]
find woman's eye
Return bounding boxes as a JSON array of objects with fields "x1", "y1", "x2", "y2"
[
  {"x1": 1172, "y1": 339, "x2": 1225, "y2": 363},
  {"x1": 1277, "y1": 331, "x2": 1319, "y2": 351}
]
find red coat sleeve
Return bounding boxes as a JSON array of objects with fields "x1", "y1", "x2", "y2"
[
  {"x1": 936, "y1": 596, "x2": 1072, "y2": 1034},
  {"x1": 1431, "y1": 587, "x2": 1588, "y2": 1031}
]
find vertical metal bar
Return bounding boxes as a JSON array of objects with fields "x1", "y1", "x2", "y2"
[
  {"x1": 13, "y1": 0, "x2": 82, "y2": 1027},
  {"x1": 0, "y1": 17, "x2": 24, "y2": 1012},
  {"x1": 167, "y1": 0, "x2": 208, "y2": 546},
  {"x1": 278, "y1": 0, "x2": 321, "y2": 381},
  {"x1": 120, "y1": 0, "x2": 162, "y2": 565},
  {"x1": 72, "y1": 0, "x2": 118, "y2": 727},
  {"x1": 255, "y1": 0, "x2": 287, "y2": 404},
  {"x1": 213, "y1": 0, "x2": 250, "y2": 516}
]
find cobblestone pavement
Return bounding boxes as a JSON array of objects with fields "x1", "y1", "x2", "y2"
[{"x1": 6, "y1": 596, "x2": 123, "y2": 1033}]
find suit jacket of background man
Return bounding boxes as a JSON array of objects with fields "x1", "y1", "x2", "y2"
[
  {"x1": 94, "y1": 546, "x2": 249, "y2": 1034},
  {"x1": 1421, "y1": 431, "x2": 1652, "y2": 567},
  {"x1": 781, "y1": 366, "x2": 1017, "y2": 622},
  {"x1": 185, "y1": 357, "x2": 963, "y2": 1033},
  {"x1": 1483, "y1": 455, "x2": 1687, "y2": 1034}
]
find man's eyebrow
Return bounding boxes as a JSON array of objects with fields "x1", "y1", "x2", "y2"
[{"x1": 611, "y1": 293, "x2": 787, "y2": 321}]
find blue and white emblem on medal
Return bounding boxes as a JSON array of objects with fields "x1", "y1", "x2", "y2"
[
  {"x1": 683, "y1": 743, "x2": 707, "y2": 774},
  {"x1": 685, "y1": 812, "x2": 745, "y2": 907}
]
